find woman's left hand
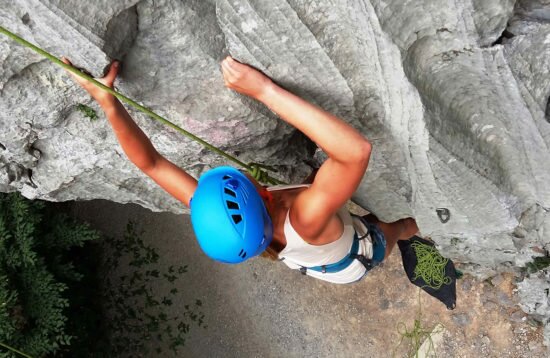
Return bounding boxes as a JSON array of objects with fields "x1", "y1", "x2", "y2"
[{"x1": 61, "y1": 56, "x2": 119, "y2": 108}]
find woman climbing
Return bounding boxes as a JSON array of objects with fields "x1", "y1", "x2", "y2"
[{"x1": 61, "y1": 55, "x2": 420, "y2": 284}]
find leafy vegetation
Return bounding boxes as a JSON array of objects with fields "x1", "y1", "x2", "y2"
[
  {"x1": 0, "y1": 193, "x2": 205, "y2": 357},
  {"x1": 525, "y1": 255, "x2": 550, "y2": 274},
  {"x1": 0, "y1": 192, "x2": 99, "y2": 357},
  {"x1": 76, "y1": 103, "x2": 98, "y2": 121},
  {"x1": 101, "y1": 221, "x2": 205, "y2": 356}
]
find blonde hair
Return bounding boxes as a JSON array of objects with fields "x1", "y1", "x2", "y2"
[
  {"x1": 260, "y1": 246, "x2": 279, "y2": 261},
  {"x1": 259, "y1": 189, "x2": 283, "y2": 261}
]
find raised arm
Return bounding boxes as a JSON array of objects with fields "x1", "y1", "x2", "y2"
[
  {"x1": 62, "y1": 58, "x2": 197, "y2": 207},
  {"x1": 222, "y1": 57, "x2": 371, "y2": 241}
]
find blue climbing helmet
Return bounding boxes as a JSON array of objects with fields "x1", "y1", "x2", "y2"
[{"x1": 190, "y1": 166, "x2": 273, "y2": 264}]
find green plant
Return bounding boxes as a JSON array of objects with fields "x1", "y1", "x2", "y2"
[
  {"x1": 101, "y1": 221, "x2": 205, "y2": 356},
  {"x1": 0, "y1": 193, "x2": 100, "y2": 357},
  {"x1": 76, "y1": 103, "x2": 98, "y2": 121},
  {"x1": 0, "y1": 342, "x2": 32, "y2": 358},
  {"x1": 525, "y1": 255, "x2": 550, "y2": 274}
]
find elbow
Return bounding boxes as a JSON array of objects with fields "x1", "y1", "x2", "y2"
[
  {"x1": 362, "y1": 140, "x2": 372, "y2": 158},
  {"x1": 355, "y1": 140, "x2": 372, "y2": 166},
  {"x1": 135, "y1": 161, "x2": 155, "y2": 173},
  {"x1": 339, "y1": 139, "x2": 371, "y2": 166},
  {"x1": 133, "y1": 155, "x2": 159, "y2": 174}
]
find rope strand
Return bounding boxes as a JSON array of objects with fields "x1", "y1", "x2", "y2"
[{"x1": 0, "y1": 26, "x2": 284, "y2": 185}]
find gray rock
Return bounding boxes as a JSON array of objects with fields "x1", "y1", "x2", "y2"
[
  {"x1": 518, "y1": 270, "x2": 550, "y2": 318},
  {"x1": 490, "y1": 274, "x2": 506, "y2": 287},
  {"x1": 529, "y1": 340, "x2": 541, "y2": 352},
  {"x1": 518, "y1": 269, "x2": 550, "y2": 345},
  {"x1": 1, "y1": 0, "x2": 550, "y2": 345},
  {"x1": 496, "y1": 290, "x2": 515, "y2": 307},
  {"x1": 0, "y1": 0, "x2": 313, "y2": 212},
  {"x1": 510, "y1": 310, "x2": 526, "y2": 323},
  {"x1": 484, "y1": 301, "x2": 499, "y2": 311},
  {"x1": 452, "y1": 312, "x2": 471, "y2": 327},
  {"x1": 461, "y1": 278, "x2": 473, "y2": 291}
]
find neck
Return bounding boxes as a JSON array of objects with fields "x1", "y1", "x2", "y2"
[{"x1": 265, "y1": 191, "x2": 287, "y2": 253}]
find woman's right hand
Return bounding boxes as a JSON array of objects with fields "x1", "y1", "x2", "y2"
[
  {"x1": 221, "y1": 56, "x2": 273, "y2": 100},
  {"x1": 61, "y1": 57, "x2": 119, "y2": 107}
]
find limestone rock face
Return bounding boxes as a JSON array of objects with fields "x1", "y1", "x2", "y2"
[
  {"x1": 1, "y1": 0, "x2": 550, "y2": 338},
  {"x1": 216, "y1": 0, "x2": 550, "y2": 275},
  {"x1": 0, "y1": 0, "x2": 312, "y2": 211}
]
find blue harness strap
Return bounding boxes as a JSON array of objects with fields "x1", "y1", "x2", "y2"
[
  {"x1": 301, "y1": 229, "x2": 376, "y2": 274},
  {"x1": 304, "y1": 236, "x2": 362, "y2": 274}
]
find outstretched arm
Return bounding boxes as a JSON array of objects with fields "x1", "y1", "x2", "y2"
[
  {"x1": 222, "y1": 57, "x2": 371, "y2": 242},
  {"x1": 62, "y1": 58, "x2": 197, "y2": 207}
]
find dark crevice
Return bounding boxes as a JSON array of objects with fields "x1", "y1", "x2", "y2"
[
  {"x1": 491, "y1": 29, "x2": 515, "y2": 46},
  {"x1": 28, "y1": 141, "x2": 42, "y2": 160},
  {"x1": 6, "y1": 162, "x2": 24, "y2": 184},
  {"x1": 6, "y1": 166, "x2": 16, "y2": 184},
  {"x1": 188, "y1": 0, "x2": 226, "y2": 61},
  {"x1": 102, "y1": 4, "x2": 139, "y2": 63},
  {"x1": 21, "y1": 13, "x2": 30, "y2": 25},
  {"x1": 0, "y1": 143, "x2": 5, "y2": 151},
  {"x1": 546, "y1": 96, "x2": 550, "y2": 123},
  {"x1": 26, "y1": 168, "x2": 37, "y2": 189}
]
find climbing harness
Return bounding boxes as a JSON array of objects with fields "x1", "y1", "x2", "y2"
[
  {"x1": 298, "y1": 215, "x2": 382, "y2": 275},
  {"x1": 299, "y1": 232, "x2": 371, "y2": 274},
  {"x1": 0, "y1": 26, "x2": 283, "y2": 185}
]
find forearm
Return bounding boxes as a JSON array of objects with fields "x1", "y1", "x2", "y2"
[
  {"x1": 101, "y1": 99, "x2": 159, "y2": 170},
  {"x1": 257, "y1": 84, "x2": 371, "y2": 162}
]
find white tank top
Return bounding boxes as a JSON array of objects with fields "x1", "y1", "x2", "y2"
[{"x1": 268, "y1": 184, "x2": 374, "y2": 284}]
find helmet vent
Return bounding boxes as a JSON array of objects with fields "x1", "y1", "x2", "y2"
[
  {"x1": 231, "y1": 214, "x2": 242, "y2": 224},
  {"x1": 226, "y1": 200, "x2": 239, "y2": 210},
  {"x1": 240, "y1": 187, "x2": 249, "y2": 204},
  {"x1": 224, "y1": 188, "x2": 236, "y2": 198},
  {"x1": 222, "y1": 175, "x2": 232, "y2": 180},
  {"x1": 238, "y1": 249, "x2": 247, "y2": 259}
]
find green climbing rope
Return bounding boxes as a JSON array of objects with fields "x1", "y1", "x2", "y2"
[
  {"x1": 0, "y1": 26, "x2": 283, "y2": 185},
  {"x1": 395, "y1": 288, "x2": 442, "y2": 358},
  {"x1": 411, "y1": 241, "x2": 452, "y2": 290}
]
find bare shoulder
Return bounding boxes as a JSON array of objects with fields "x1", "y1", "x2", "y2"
[{"x1": 288, "y1": 188, "x2": 344, "y2": 245}]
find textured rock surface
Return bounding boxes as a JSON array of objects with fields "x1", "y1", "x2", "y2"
[
  {"x1": 1, "y1": 0, "x2": 550, "y2": 340},
  {"x1": 518, "y1": 269, "x2": 550, "y2": 346},
  {"x1": 0, "y1": 0, "x2": 313, "y2": 212}
]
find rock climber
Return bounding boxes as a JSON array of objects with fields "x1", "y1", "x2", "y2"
[{"x1": 61, "y1": 55, "x2": 435, "y2": 286}]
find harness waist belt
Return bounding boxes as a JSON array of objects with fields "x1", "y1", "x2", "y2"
[{"x1": 305, "y1": 233, "x2": 364, "y2": 274}]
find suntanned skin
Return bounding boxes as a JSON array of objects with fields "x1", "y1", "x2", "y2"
[{"x1": 62, "y1": 56, "x2": 418, "y2": 258}]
